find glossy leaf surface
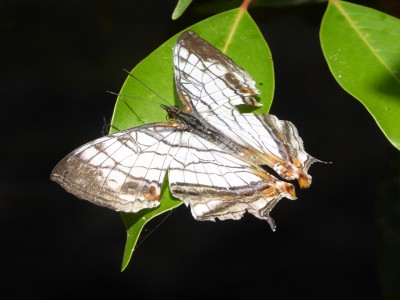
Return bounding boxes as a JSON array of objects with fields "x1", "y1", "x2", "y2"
[{"x1": 321, "y1": 0, "x2": 400, "y2": 150}]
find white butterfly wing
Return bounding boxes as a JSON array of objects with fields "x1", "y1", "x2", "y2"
[
  {"x1": 174, "y1": 31, "x2": 261, "y2": 114},
  {"x1": 205, "y1": 112, "x2": 318, "y2": 188},
  {"x1": 51, "y1": 122, "x2": 295, "y2": 228},
  {"x1": 51, "y1": 123, "x2": 181, "y2": 212},
  {"x1": 174, "y1": 31, "x2": 317, "y2": 188},
  {"x1": 167, "y1": 131, "x2": 296, "y2": 229}
]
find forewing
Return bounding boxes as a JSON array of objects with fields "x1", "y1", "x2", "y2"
[
  {"x1": 173, "y1": 31, "x2": 319, "y2": 188},
  {"x1": 51, "y1": 124, "x2": 181, "y2": 212},
  {"x1": 167, "y1": 131, "x2": 296, "y2": 230},
  {"x1": 174, "y1": 31, "x2": 261, "y2": 114}
]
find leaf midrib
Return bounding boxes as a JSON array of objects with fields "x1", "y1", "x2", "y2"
[{"x1": 333, "y1": 0, "x2": 400, "y2": 85}]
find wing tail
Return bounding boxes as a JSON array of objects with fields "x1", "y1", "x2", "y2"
[{"x1": 167, "y1": 132, "x2": 296, "y2": 230}]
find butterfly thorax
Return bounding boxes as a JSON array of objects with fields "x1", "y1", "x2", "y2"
[{"x1": 161, "y1": 104, "x2": 243, "y2": 156}]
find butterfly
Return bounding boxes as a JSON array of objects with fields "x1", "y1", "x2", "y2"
[{"x1": 51, "y1": 30, "x2": 319, "y2": 230}]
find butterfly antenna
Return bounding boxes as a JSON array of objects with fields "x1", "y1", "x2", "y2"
[
  {"x1": 106, "y1": 90, "x2": 168, "y2": 106},
  {"x1": 122, "y1": 68, "x2": 172, "y2": 106},
  {"x1": 135, "y1": 208, "x2": 176, "y2": 250}
]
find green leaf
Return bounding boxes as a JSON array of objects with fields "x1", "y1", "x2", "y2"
[
  {"x1": 191, "y1": 0, "x2": 327, "y2": 15},
  {"x1": 120, "y1": 176, "x2": 182, "y2": 271},
  {"x1": 110, "y1": 8, "x2": 274, "y2": 271},
  {"x1": 320, "y1": 0, "x2": 400, "y2": 150},
  {"x1": 172, "y1": 0, "x2": 193, "y2": 20}
]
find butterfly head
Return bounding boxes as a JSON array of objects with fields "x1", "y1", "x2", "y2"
[{"x1": 160, "y1": 104, "x2": 181, "y2": 121}]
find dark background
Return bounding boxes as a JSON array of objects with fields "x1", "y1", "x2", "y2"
[{"x1": 2, "y1": 0, "x2": 399, "y2": 299}]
